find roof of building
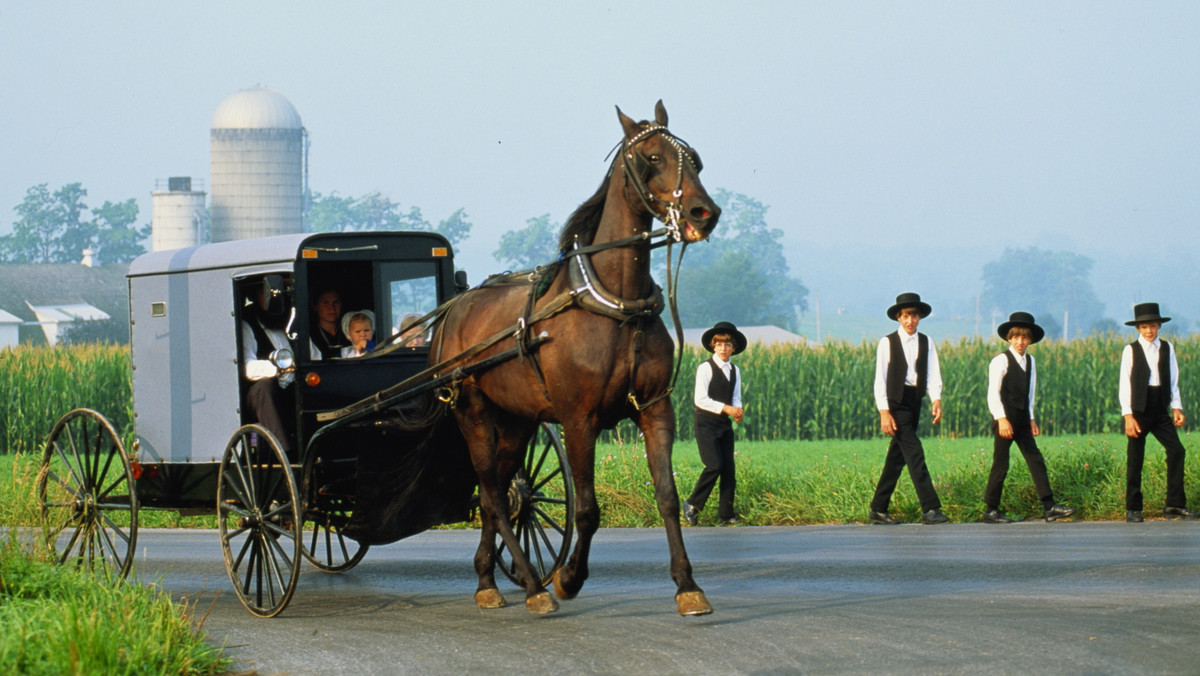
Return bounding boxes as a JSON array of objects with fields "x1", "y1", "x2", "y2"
[
  {"x1": 211, "y1": 86, "x2": 302, "y2": 130},
  {"x1": 0, "y1": 263, "x2": 129, "y2": 323}
]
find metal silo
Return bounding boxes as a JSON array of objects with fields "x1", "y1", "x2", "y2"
[
  {"x1": 150, "y1": 176, "x2": 207, "y2": 251},
  {"x1": 209, "y1": 86, "x2": 308, "y2": 242}
]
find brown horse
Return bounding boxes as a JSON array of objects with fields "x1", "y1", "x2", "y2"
[{"x1": 430, "y1": 101, "x2": 720, "y2": 615}]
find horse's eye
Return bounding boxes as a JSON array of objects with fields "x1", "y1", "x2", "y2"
[{"x1": 647, "y1": 154, "x2": 662, "y2": 163}]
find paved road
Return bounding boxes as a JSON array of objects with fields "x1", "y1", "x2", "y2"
[{"x1": 134, "y1": 522, "x2": 1200, "y2": 675}]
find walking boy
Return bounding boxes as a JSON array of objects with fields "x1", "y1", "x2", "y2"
[
  {"x1": 1119, "y1": 302, "x2": 1197, "y2": 522},
  {"x1": 868, "y1": 293, "x2": 949, "y2": 525},
  {"x1": 982, "y1": 312, "x2": 1076, "y2": 523},
  {"x1": 683, "y1": 321, "x2": 746, "y2": 526}
]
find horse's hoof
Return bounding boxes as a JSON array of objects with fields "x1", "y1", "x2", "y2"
[
  {"x1": 474, "y1": 589, "x2": 507, "y2": 609},
  {"x1": 552, "y1": 568, "x2": 578, "y2": 600},
  {"x1": 525, "y1": 591, "x2": 559, "y2": 614},
  {"x1": 676, "y1": 590, "x2": 714, "y2": 616}
]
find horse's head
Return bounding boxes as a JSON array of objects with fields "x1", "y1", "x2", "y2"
[{"x1": 616, "y1": 101, "x2": 720, "y2": 242}]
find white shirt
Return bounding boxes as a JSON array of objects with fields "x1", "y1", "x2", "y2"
[
  {"x1": 1118, "y1": 336, "x2": 1182, "y2": 415},
  {"x1": 873, "y1": 330, "x2": 943, "y2": 411},
  {"x1": 694, "y1": 355, "x2": 742, "y2": 415},
  {"x1": 987, "y1": 348, "x2": 1037, "y2": 421}
]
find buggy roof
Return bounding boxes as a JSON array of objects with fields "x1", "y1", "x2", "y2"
[{"x1": 127, "y1": 231, "x2": 452, "y2": 279}]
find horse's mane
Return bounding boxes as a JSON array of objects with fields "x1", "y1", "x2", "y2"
[{"x1": 558, "y1": 165, "x2": 612, "y2": 254}]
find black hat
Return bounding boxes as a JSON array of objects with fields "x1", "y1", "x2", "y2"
[
  {"x1": 1125, "y1": 302, "x2": 1171, "y2": 327},
  {"x1": 700, "y1": 321, "x2": 747, "y2": 355},
  {"x1": 997, "y1": 311, "x2": 1045, "y2": 344},
  {"x1": 886, "y1": 292, "x2": 932, "y2": 320}
]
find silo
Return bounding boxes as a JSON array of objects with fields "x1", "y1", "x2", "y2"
[
  {"x1": 150, "y1": 176, "x2": 207, "y2": 251},
  {"x1": 209, "y1": 86, "x2": 307, "y2": 242}
]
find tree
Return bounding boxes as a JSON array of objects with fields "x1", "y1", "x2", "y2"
[
  {"x1": 0, "y1": 183, "x2": 148, "y2": 264},
  {"x1": 981, "y1": 247, "x2": 1105, "y2": 339},
  {"x1": 493, "y1": 214, "x2": 561, "y2": 270},
  {"x1": 669, "y1": 190, "x2": 808, "y2": 330},
  {"x1": 308, "y1": 191, "x2": 471, "y2": 248},
  {"x1": 93, "y1": 198, "x2": 150, "y2": 265}
]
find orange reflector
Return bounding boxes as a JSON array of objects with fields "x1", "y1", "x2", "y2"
[
  {"x1": 432, "y1": 247, "x2": 448, "y2": 257},
  {"x1": 305, "y1": 372, "x2": 322, "y2": 387},
  {"x1": 301, "y1": 249, "x2": 318, "y2": 259}
]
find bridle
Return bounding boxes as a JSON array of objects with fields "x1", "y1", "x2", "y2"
[{"x1": 618, "y1": 123, "x2": 703, "y2": 235}]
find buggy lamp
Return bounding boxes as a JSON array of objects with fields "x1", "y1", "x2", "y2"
[
  {"x1": 305, "y1": 372, "x2": 321, "y2": 387},
  {"x1": 270, "y1": 348, "x2": 294, "y2": 371}
]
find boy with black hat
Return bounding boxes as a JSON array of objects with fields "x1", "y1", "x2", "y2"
[
  {"x1": 982, "y1": 312, "x2": 1076, "y2": 523},
  {"x1": 1119, "y1": 302, "x2": 1197, "y2": 522},
  {"x1": 683, "y1": 321, "x2": 747, "y2": 526},
  {"x1": 868, "y1": 293, "x2": 950, "y2": 525}
]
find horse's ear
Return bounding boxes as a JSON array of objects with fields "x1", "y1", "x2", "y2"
[
  {"x1": 654, "y1": 100, "x2": 668, "y2": 127},
  {"x1": 616, "y1": 106, "x2": 639, "y2": 138}
]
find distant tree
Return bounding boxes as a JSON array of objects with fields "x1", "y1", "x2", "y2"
[
  {"x1": 308, "y1": 191, "x2": 471, "y2": 247},
  {"x1": 670, "y1": 190, "x2": 808, "y2": 330},
  {"x1": 981, "y1": 248, "x2": 1105, "y2": 339},
  {"x1": 58, "y1": 318, "x2": 129, "y2": 345},
  {"x1": 0, "y1": 183, "x2": 147, "y2": 264},
  {"x1": 92, "y1": 198, "x2": 150, "y2": 264},
  {"x1": 493, "y1": 214, "x2": 561, "y2": 270}
]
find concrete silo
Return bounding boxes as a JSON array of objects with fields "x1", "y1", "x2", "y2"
[
  {"x1": 209, "y1": 86, "x2": 308, "y2": 242},
  {"x1": 150, "y1": 176, "x2": 207, "y2": 251}
]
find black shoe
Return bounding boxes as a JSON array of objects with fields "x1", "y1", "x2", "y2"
[
  {"x1": 922, "y1": 509, "x2": 950, "y2": 525},
  {"x1": 982, "y1": 509, "x2": 1013, "y2": 524},
  {"x1": 682, "y1": 501, "x2": 699, "y2": 526},
  {"x1": 1043, "y1": 504, "x2": 1077, "y2": 522},
  {"x1": 869, "y1": 510, "x2": 898, "y2": 525},
  {"x1": 1126, "y1": 510, "x2": 1143, "y2": 523},
  {"x1": 1164, "y1": 506, "x2": 1200, "y2": 520},
  {"x1": 718, "y1": 515, "x2": 743, "y2": 526}
]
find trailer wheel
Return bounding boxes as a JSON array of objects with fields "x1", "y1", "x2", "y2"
[
  {"x1": 496, "y1": 422, "x2": 575, "y2": 586},
  {"x1": 37, "y1": 408, "x2": 138, "y2": 578},
  {"x1": 217, "y1": 425, "x2": 302, "y2": 618}
]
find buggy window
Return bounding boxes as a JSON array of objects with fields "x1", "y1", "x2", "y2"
[{"x1": 380, "y1": 261, "x2": 439, "y2": 341}]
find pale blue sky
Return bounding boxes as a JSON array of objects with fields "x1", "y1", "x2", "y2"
[{"x1": 2, "y1": 1, "x2": 1197, "y2": 330}]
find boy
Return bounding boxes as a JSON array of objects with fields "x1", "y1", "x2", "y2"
[
  {"x1": 340, "y1": 309, "x2": 377, "y2": 358},
  {"x1": 868, "y1": 293, "x2": 949, "y2": 525},
  {"x1": 683, "y1": 321, "x2": 746, "y2": 526},
  {"x1": 982, "y1": 312, "x2": 1075, "y2": 523},
  {"x1": 1119, "y1": 302, "x2": 1197, "y2": 522}
]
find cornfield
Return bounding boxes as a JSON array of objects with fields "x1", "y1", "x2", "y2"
[{"x1": 3, "y1": 336, "x2": 1198, "y2": 455}]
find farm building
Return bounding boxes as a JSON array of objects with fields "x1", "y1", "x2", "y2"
[{"x1": 0, "y1": 261, "x2": 129, "y2": 347}]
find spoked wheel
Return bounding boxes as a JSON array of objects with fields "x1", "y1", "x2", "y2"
[
  {"x1": 300, "y1": 453, "x2": 368, "y2": 573},
  {"x1": 36, "y1": 408, "x2": 138, "y2": 578},
  {"x1": 496, "y1": 422, "x2": 575, "y2": 586},
  {"x1": 217, "y1": 425, "x2": 302, "y2": 618}
]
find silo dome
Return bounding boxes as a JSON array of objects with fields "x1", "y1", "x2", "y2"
[{"x1": 209, "y1": 86, "x2": 307, "y2": 243}]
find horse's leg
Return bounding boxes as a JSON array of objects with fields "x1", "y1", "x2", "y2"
[
  {"x1": 472, "y1": 489, "x2": 506, "y2": 609},
  {"x1": 637, "y1": 400, "x2": 713, "y2": 616},
  {"x1": 551, "y1": 423, "x2": 599, "y2": 600}
]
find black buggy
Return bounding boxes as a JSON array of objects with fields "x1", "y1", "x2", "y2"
[{"x1": 37, "y1": 231, "x2": 574, "y2": 617}]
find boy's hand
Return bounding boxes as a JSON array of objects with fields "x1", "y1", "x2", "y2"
[
  {"x1": 1124, "y1": 414, "x2": 1141, "y2": 438},
  {"x1": 879, "y1": 410, "x2": 896, "y2": 436},
  {"x1": 1031, "y1": 420, "x2": 1040, "y2": 437},
  {"x1": 1173, "y1": 408, "x2": 1186, "y2": 427},
  {"x1": 997, "y1": 417, "x2": 1013, "y2": 439},
  {"x1": 724, "y1": 405, "x2": 744, "y2": 423},
  {"x1": 931, "y1": 399, "x2": 943, "y2": 425}
]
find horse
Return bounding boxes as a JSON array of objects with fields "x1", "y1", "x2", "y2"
[{"x1": 430, "y1": 101, "x2": 720, "y2": 615}]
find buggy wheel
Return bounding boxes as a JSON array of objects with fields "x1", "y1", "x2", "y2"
[
  {"x1": 301, "y1": 453, "x2": 368, "y2": 572},
  {"x1": 217, "y1": 425, "x2": 302, "y2": 618},
  {"x1": 36, "y1": 409, "x2": 138, "y2": 578},
  {"x1": 496, "y1": 422, "x2": 575, "y2": 586}
]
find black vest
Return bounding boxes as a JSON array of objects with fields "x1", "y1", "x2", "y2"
[
  {"x1": 1130, "y1": 340, "x2": 1172, "y2": 414},
  {"x1": 242, "y1": 307, "x2": 275, "y2": 360},
  {"x1": 695, "y1": 359, "x2": 736, "y2": 423},
  {"x1": 999, "y1": 351, "x2": 1032, "y2": 422},
  {"x1": 886, "y1": 331, "x2": 928, "y2": 407}
]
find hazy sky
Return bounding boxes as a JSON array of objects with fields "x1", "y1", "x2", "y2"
[{"x1": 2, "y1": 2, "x2": 1197, "y2": 328}]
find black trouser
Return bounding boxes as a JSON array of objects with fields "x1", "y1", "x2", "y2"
[
  {"x1": 870, "y1": 387, "x2": 941, "y2": 513},
  {"x1": 984, "y1": 417, "x2": 1054, "y2": 510},
  {"x1": 1126, "y1": 387, "x2": 1187, "y2": 511},
  {"x1": 246, "y1": 378, "x2": 295, "y2": 455},
  {"x1": 688, "y1": 415, "x2": 737, "y2": 520}
]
